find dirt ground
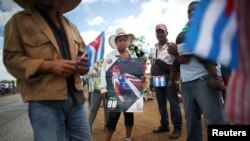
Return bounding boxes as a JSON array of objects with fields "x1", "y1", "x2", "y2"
[{"x1": 88, "y1": 98, "x2": 208, "y2": 141}]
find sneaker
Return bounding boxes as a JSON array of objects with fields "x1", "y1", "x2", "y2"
[
  {"x1": 152, "y1": 126, "x2": 170, "y2": 133},
  {"x1": 169, "y1": 130, "x2": 181, "y2": 139}
]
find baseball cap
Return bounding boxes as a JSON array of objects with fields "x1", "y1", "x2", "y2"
[{"x1": 155, "y1": 24, "x2": 167, "y2": 31}]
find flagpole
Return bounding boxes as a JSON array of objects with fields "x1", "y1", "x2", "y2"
[{"x1": 81, "y1": 52, "x2": 87, "y2": 58}]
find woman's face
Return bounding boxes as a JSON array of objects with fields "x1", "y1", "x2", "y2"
[{"x1": 116, "y1": 35, "x2": 128, "y2": 52}]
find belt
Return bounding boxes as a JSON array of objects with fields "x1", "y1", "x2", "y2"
[
  {"x1": 193, "y1": 75, "x2": 209, "y2": 81},
  {"x1": 182, "y1": 75, "x2": 209, "y2": 83},
  {"x1": 151, "y1": 75, "x2": 169, "y2": 79},
  {"x1": 198, "y1": 75, "x2": 209, "y2": 80}
]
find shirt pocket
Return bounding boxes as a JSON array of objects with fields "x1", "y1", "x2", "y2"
[
  {"x1": 74, "y1": 38, "x2": 81, "y2": 48},
  {"x1": 23, "y1": 34, "x2": 54, "y2": 59},
  {"x1": 72, "y1": 38, "x2": 83, "y2": 59}
]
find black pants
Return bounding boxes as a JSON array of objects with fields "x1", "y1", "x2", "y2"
[{"x1": 106, "y1": 112, "x2": 134, "y2": 131}]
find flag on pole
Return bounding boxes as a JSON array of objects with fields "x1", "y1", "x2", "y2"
[
  {"x1": 84, "y1": 31, "x2": 105, "y2": 67},
  {"x1": 186, "y1": 0, "x2": 239, "y2": 68},
  {"x1": 152, "y1": 76, "x2": 166, "y2": 87}
]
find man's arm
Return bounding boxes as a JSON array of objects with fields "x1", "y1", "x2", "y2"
[
  {"x1": 167, "y1": 43, "x2": 192, "y2": 64},
  {"x1": 3, "y1": 16, "x2": 45, "y2": 81}
]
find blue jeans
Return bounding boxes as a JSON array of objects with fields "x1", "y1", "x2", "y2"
[
  {"x1": 154, "y1": 84, "x2": 182, "y2": 131},
  {"x1": 182, "y1": 77, "x2": 225, "y2": 141},
  {"x1": 28, "y1": 95, "x2": 92, "y2": 141}
]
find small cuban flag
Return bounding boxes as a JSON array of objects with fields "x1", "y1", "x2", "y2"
[
  {"x1": 186, "y1": 0, "x2": 239, "y2": 68},
  {"x1": 84, "y1": 31, "x2": 105, "y2": 67},
  {"x1": 152, "y1": 76, "x2": 166, "y2": 87}
]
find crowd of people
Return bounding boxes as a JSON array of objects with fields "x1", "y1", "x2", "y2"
[
  {"x1": 0, "y1": 81, "x2": 16, "y2": 95},
  {"x1": 2, "y1": 0, "x2": 249, "y2": 141}
]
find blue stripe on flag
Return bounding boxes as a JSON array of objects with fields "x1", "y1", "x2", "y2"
[
  {"x1": 94, "y1": 31, "x2": 105, "y2": 64},
  {"x1": 186, "y1": 0, "x2": 239, "y2": 69},
  {"x1": 209, "y1": 6, "x2": 228, "y2": 60},
  {"x1": 186, "y1": 0, "x2": 210, "y2": 51},
  {"x1": 153, "y1": 77, "x2": 157, "y2": 87},
  {"x1": 153, "y1": 76, "x2": 166, "y2": 87},
  {"x1": 84, "y1": 31, "x2": 105, "y2": 67},
  {"x1": 85, "y1": 46, "x2": 93, "y2": 67}
]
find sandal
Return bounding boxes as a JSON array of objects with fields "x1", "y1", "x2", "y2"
[{"x1": 125, "y1": 137, "x2": 134, "y2": 141}]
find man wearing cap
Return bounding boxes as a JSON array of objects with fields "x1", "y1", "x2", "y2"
[
  {"x1": 150, "y1": 24, "x2": 182, "y2": 139},
  {"x1": 3, "y1": 0, "x2": 92, "y2": 141}
]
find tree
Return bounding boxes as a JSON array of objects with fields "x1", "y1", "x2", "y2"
[{"x1": 128, "y1": 36, "x2": 149, "y2": 58}]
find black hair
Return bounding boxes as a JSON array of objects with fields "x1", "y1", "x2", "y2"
[
  {"x1": 188, "y1": 1, "x2": 199, "y2": 7},
  {"x1": 176, "y1": 32, "x2": 186, "y2": 44}
]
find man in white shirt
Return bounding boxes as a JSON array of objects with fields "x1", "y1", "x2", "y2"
[{"x1": 150, "y1": 24, "x2": 182, "y2": 139}]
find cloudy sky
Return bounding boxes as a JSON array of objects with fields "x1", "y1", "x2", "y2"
[{"x1": 0, "y1": 0, "x2": 193, "y2": 80}]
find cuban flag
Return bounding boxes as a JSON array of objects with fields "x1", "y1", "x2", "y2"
[
  {"x1": 85, "y1": 31, "x2": 105, "y2": 67},
  {"x1": 152, "y1": 76, "x2": 166, "y2": 87},
  {"x1": 186, "y1": 0, "x2": 239, "y2": 68}
]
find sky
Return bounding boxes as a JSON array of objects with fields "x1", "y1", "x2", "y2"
[{"x1": 0, "y1": 0, "x2": 193, "y2": 80}]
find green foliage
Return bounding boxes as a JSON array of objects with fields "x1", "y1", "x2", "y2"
[
  {"x1": 0, "y1": 80, "x2": 14, "y2": 85},
  {"x1": 128, "y1": 44, "x2": 145, "y2": 57},
  {"x1": 128, "y1": 36, "x2": 148, "y2": 58}
]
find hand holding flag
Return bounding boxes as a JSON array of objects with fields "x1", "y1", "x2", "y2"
[{"x1": 76, "y1": 55, "x2": 89, "y2": 75}]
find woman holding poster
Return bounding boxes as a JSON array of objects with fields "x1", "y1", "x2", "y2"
[{"x1": 100, "y1": 28, "x2": 144, "y2": 141}]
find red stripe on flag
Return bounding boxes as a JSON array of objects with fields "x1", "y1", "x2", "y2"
[
  {"x1": 225, "y1": 0, "x2": 234, "y2": 16},
  {"x1": 89, "y1": 34, "x2": 102, "y2": 51},
  {"x1": 238, "y1": 8, "x2": 249, "y2": 122},
  {"x1": 240, "y1": 73, "x2": 247, "y2": 123},
  {"x1": 229, "y1": 71, "x2": 238, "y2": 123}
]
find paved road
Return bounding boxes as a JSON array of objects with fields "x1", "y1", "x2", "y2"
[{"x1": 0, "y1": 94, "x2": 33, "y2": 141}]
